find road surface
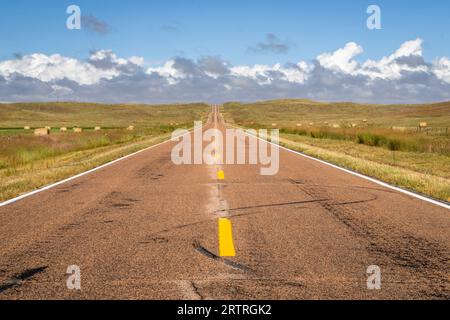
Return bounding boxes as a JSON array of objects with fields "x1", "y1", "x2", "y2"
[{"x1": 0, "y1": 106, "x2": 449, "y2": 299}]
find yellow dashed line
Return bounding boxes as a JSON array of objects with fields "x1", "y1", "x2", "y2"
[
  {"x1": 217, "y1": 170, "x2": 225, "y2": 180},
  {"x1": 218, "y1": 218, "x2": 236, "y2": 257}
]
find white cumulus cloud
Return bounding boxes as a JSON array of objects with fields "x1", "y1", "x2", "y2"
[
  {"x1": 146, "y1": 60, "x2": 187, "y2": 84},
  {"x1": 359, "y1": 38, "x2": 428, "y2": 80},
  {"x1": 433, "y1": 57, "x2": 450, "y2": 83},
  {"x1": 0, "y1": 39, "x2": 449, "y2": 104},
  {"x1": 0, "y1": 53, "x2": 119, "y2": 85},
  {"x1": 317, "y1": 42, "x2": 363, "y2": 74},
  {"x1": 230, "y1": 62, "x2": 312, "y2": 85}
]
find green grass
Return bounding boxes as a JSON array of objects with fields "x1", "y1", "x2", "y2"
[
  {"x1": 276, "y1": 127, "x2": 450, "y2": 156},
  {"x1": 0, "y1": 102, "x2": 210, "y2": 201},
  {"x1": 224, "y1": 99, "x2": 450, "y2": 202}
]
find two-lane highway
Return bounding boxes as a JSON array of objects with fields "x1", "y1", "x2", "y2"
[{"x1": 0, "y1": 106, "x2": 449, "y2": 299}]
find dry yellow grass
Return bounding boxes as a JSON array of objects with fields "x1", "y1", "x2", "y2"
[
  {"x1": 225, "y1": 98, "x2": 450, "y2": 203},
  {"x1": 278, "y1": 136, "x2": 450, "y2": 201},
  {"x1": 0, "y1": 102, "x2": 210, "y2": 202},
  {"x1": 0, "y1": 133, "x2": 171, "y2": 202}
]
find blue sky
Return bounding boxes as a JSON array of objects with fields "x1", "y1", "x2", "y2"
[
  {"x1": 0, "y1": 0, "x2": 449, "y2": 104},
  {"x1": 0, "y1": 0, "x2": 448, "y2": 64}
]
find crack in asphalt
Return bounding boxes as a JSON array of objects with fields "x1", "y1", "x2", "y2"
[
  {"x1": 193, "y1": 240, "x2": 253, "y2": 273},
  {"x1": 0, "y1": 266, "x2": 48, "y2": 294},
  {"x1": 225, "y1": 198, "x2": 331, "y2": 212},
  {"x1": 294, "y1": 181, "x2": 450, "y2": 299}
]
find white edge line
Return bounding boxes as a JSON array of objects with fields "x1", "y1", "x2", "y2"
[
  {"x1": 0, "y1": 130, "x2": 191, "y2": 207},
  {"x1": 232, "y1": 125, "x2": 450, "y2": 210}
]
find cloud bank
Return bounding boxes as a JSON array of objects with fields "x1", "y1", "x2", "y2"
[{"x1": 1, "y1": 39, "x2": 450, "y2": 104}]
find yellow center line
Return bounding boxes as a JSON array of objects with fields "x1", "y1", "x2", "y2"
[
  {"x1": 212, "y1": 110, "x2": 235, "y2": 257},
  {"x1": 217, "y1": 170, "x2": 225, "y2": 180},
  {"x1": 218, "y1": 218, "x2": 236, "y2": 257}
]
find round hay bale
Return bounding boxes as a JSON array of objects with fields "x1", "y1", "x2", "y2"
[{"x1": 34, "y1": 128, "x2": 49, "y2": 136}]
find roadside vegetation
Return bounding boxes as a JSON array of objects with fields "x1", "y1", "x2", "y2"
[
  {"x1": 223, "y1": 100, "x2": 450, "y2": 202},
  {"x1": 0, "y1": 102, "x2": 209, "y2": 201}
]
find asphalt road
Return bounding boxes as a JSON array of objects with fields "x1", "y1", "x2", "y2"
[{"x1": 0, "y1": 106, "x2": 449, "y2": 299}]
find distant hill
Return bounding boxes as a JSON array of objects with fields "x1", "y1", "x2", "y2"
[{"x1": 224, "y1": 99, "x2": 450, "y2": 128}]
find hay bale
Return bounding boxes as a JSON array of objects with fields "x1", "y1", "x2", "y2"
[
  {"x1": 362, "y1": 119, "x2": 367, "y2": 123},
  {"x1": 351, "y1": 123, "x2": 357, "y2": 127},
  {"x1": 419, "y1": 122, "x2": 428, "y2": 128},
  {"x1": 94, "y1": 126, "x2": 101, "y2": 131},
  {"x1": 309, "y1": 122, "x2": 314, "y2": 126},
  {"x1": 127, "y1": 126, "x2": 135, "y2": 131},
  {"x1": 24, "y1": 126, "x2": 31, "y2": 130},
  {"x1": 271, "y1": 123, "x2": 277, "y2": 127},
  {"x1": 60, "y1": 127, "x2": 67, "y2": 132},
  {"x1": 34, "y1": 128, "x2": 49, "y2": 136},
  {"x1": 73, "y1": 127, "x2": 83, "y2": 133},
  {"x1": 296, "y1": 123, "x2": 302, "y2": 127},
  {"x1": 332, "y1": 124, "x2": 340, "y2": 128}
]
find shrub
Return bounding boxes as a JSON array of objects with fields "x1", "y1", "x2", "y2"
[
  {"x1": 387, "y1": 139, "x2": 402, "y2": 151},
  {"x1": 356, "y1": 133, "x2": 385, "y2": 147}
]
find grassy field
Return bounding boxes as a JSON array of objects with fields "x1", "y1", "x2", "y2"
[
  {"x1": 0, "y1": 102, "x2": 209, "y2": 202},
  {"x1": 223, "y1": 100, "x2": 450, "y2": 202}
]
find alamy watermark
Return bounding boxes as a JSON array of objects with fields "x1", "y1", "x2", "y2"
[
  {"x1": 66, "y1": 5, "x2": 81, "y2": 30},
  {"x1": 66, "y1": 265, "x2": 81, "y2": 290},
  {"x1": 367, "y1": 265, "x2": 381, "y2": 290},
  {"x1": 367, "y1": 5, "x2": 382, "y2": 30},
  {"x1": 67, "y1": 4, "x2": 381, "y2": 31}
]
